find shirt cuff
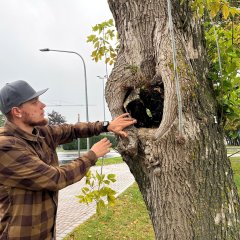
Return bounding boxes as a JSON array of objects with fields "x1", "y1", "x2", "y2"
[{"x1": 82, "y1": 150, "x2": 98, "y2": 165}]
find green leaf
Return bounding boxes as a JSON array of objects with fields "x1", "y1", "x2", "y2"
[
  {"x1": 222, "y1": 4, "x2": 230, "y2": 19},
  {"x1": 108, "y1": 19, "x2": 113, "y2": 25},
  {"x1": 91, "y1": 50, "x2": 97, "y2": 57},
  {"x1": 92, "y1": 25, "x2": 99, "y2": 32},
  {"x1": 85, "y1": 178, "x2": 90, "y2": 185},
  {"x1": 210, "y1": 2, "x2": 221, "y2": 18},
  {"x1": 90, "y1": 180, "x2": 95, "y2": 188},
  {"x1": 99, "y1": 187, "x2": 108, "y2": 196},
  {"x1": 146, "y1": 108, "x2": 152, "y2": 118},
  {"x1": 96, "y1": 171, "x2": 105, "y2": 182},
  {"x1": 107, "y1": 173, "x2": 116, "y2": 179},
  {"x1": 81, "y1": 187, "x2": 90, "y2": 194},
  {"x1": 86, "y1": 171, "x2": 92, "y2": 178},
  {"x1": 107, "y1": 174, "x2": 116, "y2": 182},
  {"x1": 94, "y1": 41, "x2": 100, "y2": 49},
  {"x1": 231, "y1": 131, "x2": 239, "y2": 139},
  {"x1": 103, "y1": 180, "x2": 111, "y2": 185},
  {"x1": 104, "y1": 187, "x2": 117, "y2": 195},
  {"x1": 76, "y1": 195, "x2": 84, "y2": 200},
  {"x1": 107, "y1": 194, "x2": 116, "y2": 206},
  {"x1": 85, "y1": 195, "x2": 93, "y2": 203},
  {"x1": 222, "y1": 80, "x2": 232, "y2": 88},
  {"x1": 87, "y1": 35, "x2": 96, "y2": 42},
  {"x1": 105, "y1": 57, "x2": 110, "y2": 63}
]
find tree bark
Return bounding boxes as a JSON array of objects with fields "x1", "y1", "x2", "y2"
[{"x1": 106, "y1": 0, "x2": 240, "y2": 239}]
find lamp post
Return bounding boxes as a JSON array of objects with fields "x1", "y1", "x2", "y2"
[
  {"x1": 40, "y1": 48, "x2": 90, "y2": 150},
  {"x1": 97, "y1": 75, "x2": 107, "y2": 122},
  {"x1": 77, "y1": 113, "x2": 81, "y2": 157}
]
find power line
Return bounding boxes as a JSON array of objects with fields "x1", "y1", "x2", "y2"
[{"x1": 46, "y1": 104, "x2": 95, "y2": 107}]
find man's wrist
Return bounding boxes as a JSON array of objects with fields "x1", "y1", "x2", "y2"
[{"x1": 102, "y1": 121, "x2": 109, "y2": 132}]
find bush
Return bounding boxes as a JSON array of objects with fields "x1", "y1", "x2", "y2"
[{"x1": 62, "y1": 134, "x2": 117, "y2": 150}]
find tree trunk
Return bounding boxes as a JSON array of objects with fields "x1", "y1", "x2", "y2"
[{"x1": 106, "y1": 0, "x2": 240, "y2": 239}]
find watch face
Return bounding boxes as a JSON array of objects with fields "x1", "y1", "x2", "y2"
[{"x1": 103, "y1": 121, "x2": 109, "y2": 127}]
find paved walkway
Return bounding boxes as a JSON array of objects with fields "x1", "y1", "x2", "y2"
[{"x1": 56, "y1": 163, "x2": 135, "y2": 240}]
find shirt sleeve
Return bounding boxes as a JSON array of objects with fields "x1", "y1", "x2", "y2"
[
  {"x1": 0, "y1": 139, "x2": 98, "y2": 191},
  {"x1": 41, "y1": 122, "x2": 104, "y2": 147}
]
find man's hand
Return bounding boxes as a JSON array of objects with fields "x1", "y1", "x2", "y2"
[
  {"x1": 108, "y1": 113, "x2": 137, "y2": 138},
  {"x1": 91, "y1": 138, "x2": 112, "y2": 158}
]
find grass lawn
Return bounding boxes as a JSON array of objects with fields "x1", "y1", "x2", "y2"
[
  {"x1": 226, "y1": 146, "x2": 240, "y2": 156},
  {"x1": 231, "y1": 157, "x2": 240, "y2": 195},
  {"x1": 95, "y1": 157, "x2": 123, "y2": 166},
  {"x1": 64, "y1": 156, "x2": 240, "y2": 240},
  {"x1": 64, "y1": 182, "x2": 155, "y2": 240}
]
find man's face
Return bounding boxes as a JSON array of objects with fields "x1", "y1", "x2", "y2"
[{"x1": 19, "y1": 97, "x2": 48, "y2": 127}]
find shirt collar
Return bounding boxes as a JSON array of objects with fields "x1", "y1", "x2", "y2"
[{"x1": 4, "y1": 121, "x2": 44, "y2": 142}]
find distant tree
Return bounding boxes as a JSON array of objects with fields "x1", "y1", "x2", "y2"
[
  {"x1": 47, "y1": 110, "x2": 66, "y2": 125},
  {"x1": 0, "y1": 114, "x2": 5, "y2": 127}
]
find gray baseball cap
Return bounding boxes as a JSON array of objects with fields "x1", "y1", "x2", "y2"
[{"x1": 0, "y1": 80, "x2": 48, "y2": 114}]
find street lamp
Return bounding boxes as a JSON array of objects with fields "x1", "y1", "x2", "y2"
[
  {"x1": 40, "y1": 48, "x2": 90, "y2": 150},
  {"x1": 97, "y1": 75, "x2": 107, "y2": 122}
]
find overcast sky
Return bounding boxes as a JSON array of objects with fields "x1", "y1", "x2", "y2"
[{"x1": 0, "y1": 0, "x2": 113, "y2": 123}]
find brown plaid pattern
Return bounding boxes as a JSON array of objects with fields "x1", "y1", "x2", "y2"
[{"x1": 0, "y1": 121, "x2": 103, "y2": 239}]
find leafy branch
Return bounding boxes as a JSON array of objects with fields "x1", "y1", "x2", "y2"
[
  {"x1": 87, "y1": 19, "x2": 119, "y2": 65},
  {"x1": 187, "y1": 0, "x2": 240, "y2": 133},
  {"x1": 77, "y1": 170, "x2": 117, "y2": 215},
  {"x1": 191, "y1": 0, "x2": 240, "y2": 19}
]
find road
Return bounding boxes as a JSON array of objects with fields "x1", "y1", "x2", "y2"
[{"x1": 57, "y1": 150, "x2": 121, "y2": 165}]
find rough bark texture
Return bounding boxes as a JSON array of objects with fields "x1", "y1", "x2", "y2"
[{"x1": 106, "y1": 0, "x2": 240, "y2": 239}]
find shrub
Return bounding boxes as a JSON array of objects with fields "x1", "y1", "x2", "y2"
[{"x1": 62, "y1": 134, "x2": 117, "y2": 150}]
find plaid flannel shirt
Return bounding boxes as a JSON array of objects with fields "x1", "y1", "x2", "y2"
[{"x1": 0, "y1": 121, "x2": 104, "y2": 240}]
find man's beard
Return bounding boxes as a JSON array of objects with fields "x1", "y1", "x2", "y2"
[
  {"x1": 22, "y1": 112, "x2": 48, "y2": 127},
  {"x1": 26, "y1": 118, "x2": 48, "y2": 127}
]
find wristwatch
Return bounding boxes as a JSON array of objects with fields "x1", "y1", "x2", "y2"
[{"x1": 102, "y1": 121, "x2": 109, "y2": 132}]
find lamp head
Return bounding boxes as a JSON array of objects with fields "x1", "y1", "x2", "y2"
[{"x1": 39, "y1": 48, "x2": 50, "y2": 52}]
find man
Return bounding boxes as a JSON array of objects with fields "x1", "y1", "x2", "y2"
[{"x1": 0, "y1": 80, "x2": 136, "y2": 240}]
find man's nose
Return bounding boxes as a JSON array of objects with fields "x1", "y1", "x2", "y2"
[{"x1": 40, "y1": 101, "x2": 46, "y2": 108}]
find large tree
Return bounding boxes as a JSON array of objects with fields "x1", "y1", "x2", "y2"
[{"x1": 105, "y1": 0, "x2": 240, "y2": 239}]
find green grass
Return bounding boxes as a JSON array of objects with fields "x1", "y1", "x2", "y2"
[
  {"x1": 227, "y1": 146, "x2": 240, "y2": 149},
  {"x1": 226, "y1": 146, "x2": 240, "y2": 154},
  {"x1": 95, "y1": 157, "x2": 123, "y2": 166},
  {"x1": 64, "y1": 156, "x2": 240, "y2": 240},
  {"x1": 230, "y1": 156, "x2": 240, "y2": 194},
  {"x1": 64, "y1": 183, "x2": 155, "y2": 240}
]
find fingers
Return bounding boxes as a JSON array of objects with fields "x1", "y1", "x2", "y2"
[
  {"x1": 119, "y1": 131, "x2": 128, "y2": 138},
  {"x1": 100, "y1": 137, "x2": 112, "y2": 147},
  {"x1": 99, "y1": 138, "x2": 112, "y2": 150},
  {"x1": 108, "y1": 113, "x2": 137, "y2": 138},
  {"x1": 91, "y1": 138, "x2": 112, "y2": 158},
  {"x1": 114, "y1": 114, "x2": 137, "y2": 125},
  {"x1": 116, "y1": 113, "x2": 130, "y2": 119},
  {"x1": 123, "y1": 118, "x2": 137, "y2": 125},
  {"x1": 118, "y1": 113, "x2": 135, "y2": 121},
  {"x1": 118, "y1": 119, "x2": 137, "y2": 130}
]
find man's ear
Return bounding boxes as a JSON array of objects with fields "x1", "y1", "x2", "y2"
[{"x1": 11, "y1": 107, "x2": 22, "y2": 118}]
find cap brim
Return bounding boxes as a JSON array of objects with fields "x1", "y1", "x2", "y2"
[{"x1": 23, "y1": 88, "x2": 49, "y2": 103}]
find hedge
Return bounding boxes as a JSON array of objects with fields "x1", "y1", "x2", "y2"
[{"x1": 62, "y1": 134, "x2": 117, "y2": 150}]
